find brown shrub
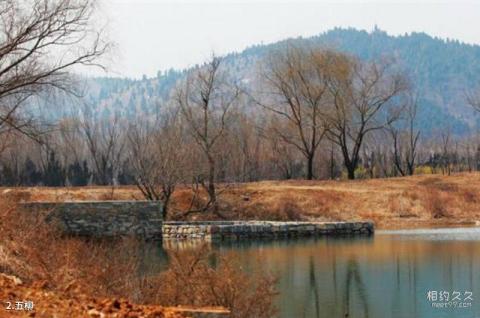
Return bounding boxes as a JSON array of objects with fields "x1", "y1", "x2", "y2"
[
  {"x1": 418, "y1": 178, "x2": 459, "y2": 192},
  {"x1": 147, "y1": 246, "x2": 278, "y2": 318},
  {"x1": 434, "y1": 182, "x2": 459, "y2": 192},
  {"x1": 282, "y1": 201, "x2": 303, "y2": 220},
  {"x1": 239, "y1": 196, "x2": 304, "y2": 221},
  {"x1": 388, "y1": 195, "x2": 417, "y2": 218},
  {"x1": 461, "y1": 189, "x2": 479, "y2": 204},
  {"x1": 417, "y1": 177, "x2": 442, "y2": 187},
  {"x1": 423, "y1": 189, "x2": 451, "y2": 218},
  {"x1": 0, "y1": 201, "x2": 143, "y2": 299},
  {"x1": 267, "y1": 198, "x2": 303, "y2": 221}
]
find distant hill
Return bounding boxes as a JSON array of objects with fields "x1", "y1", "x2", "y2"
[{"x1": 78, "y1": 28, "x2": 480, "y2": 136}]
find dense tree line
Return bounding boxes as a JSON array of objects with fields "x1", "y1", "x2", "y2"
[{"x1": 2, "y1": 111, "x2": 480, "y2": 186}]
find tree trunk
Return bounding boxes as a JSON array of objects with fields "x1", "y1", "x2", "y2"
[
  {"x1": 162, "y1": 193, "x2": 171, "y2": 219},
  {"x1": 162, "y1": 201, "x2": 168, "y2": 220},
  {"x1": 330, "y1": 146, "x2": 335, "y2": 180},
  {"x1": 306, "y1": 155, "x2": 314, "y2": 180},
  {"x1": 407, "y1": 163, "x2": 415, "y2": 176},
  {"x1": 207, "y1": 157, "x2": 218, "y2": 212},
  {"x1": 347, "y1": 166, "x2": 355, "y2": 180}
]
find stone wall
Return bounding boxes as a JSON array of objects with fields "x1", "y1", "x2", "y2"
[
  {"x1": 20, "y1": 201, "x2": 163, "y2": 240},
  {"x1": 162, "y1": 221, "x2": 374, "y2": 241},
  {"x1": 20, "y1": 201, "x2": 374, "y2": 241}
]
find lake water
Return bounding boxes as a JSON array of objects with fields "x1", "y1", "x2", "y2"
[{"x1": 156, "y1": 228, "x2": 480, "y2": 318}]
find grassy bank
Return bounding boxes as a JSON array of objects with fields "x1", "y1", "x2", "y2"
[{"x1": 5, "y1": 172, "x2": 480, "y2": 229}]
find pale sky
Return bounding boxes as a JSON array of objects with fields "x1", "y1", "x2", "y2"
[{"x1": 92, "y1": 0, "x2": 480, "y2": 78}]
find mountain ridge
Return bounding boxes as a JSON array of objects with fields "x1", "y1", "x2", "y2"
[{"x1": 79, "y1": 27, "x2": 480, "y2": 136}]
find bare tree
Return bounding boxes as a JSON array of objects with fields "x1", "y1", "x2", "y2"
[
  {"x1": 440, "y1": 126, "x2": 452, "y2": 175},
  {"x1": 260, "y1": 116, "x2": 300, "y2": 180},
  {"x1": 324, "y1": 53, "x2": 409, "y2": 179},
  {"x1": 79, "y1": 105, "x2": 125, "y2": 185},
  {"x1": 361, "y1": 140, "x2": 377, "y2": 179},
  {"x1": 0, "y1": 0, "x2": 109, "y2": 141},
  {"x1": 127, "y1": 108, "x2": 186, "y2": 218},
  {"x1": 388, "y1": 96, "x2": 420, "y2": 176},
  {"x1": 175, "y1": 56, "x2": 239, "y2": 216},
  {"x1": 257, "y1": 45, "x2": 329, "y2": 180},
  {"x1": 57, "y1": 117, "x2": 85, "y2": 167},
  {"x1": 225, "y1": 112, "x2": 265, "y2": 182}
]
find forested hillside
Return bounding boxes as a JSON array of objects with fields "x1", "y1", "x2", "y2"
[{"x1": 80, "y1": 27, "x2": 480, "y2": 136}]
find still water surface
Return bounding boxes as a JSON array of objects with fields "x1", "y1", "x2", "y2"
[{"x1": 154, "y1": 228, "x2": 480, "y2": 318}]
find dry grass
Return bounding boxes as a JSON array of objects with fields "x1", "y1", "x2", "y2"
[{"x1": 3, "y1": 172, "x2": 480, "y2": 229}]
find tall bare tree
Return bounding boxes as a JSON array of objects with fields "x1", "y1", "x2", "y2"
[
  {"x1": 175, "y1": 56, "x2": 239, "y2": 215},
  {"x1": 259, "y1": 115, "x2": 301, "y2": 180},
  {"x1": 440, "y1": 126, "x2": 452, "y2": 175},
  {"x1": 79, "y1": 105, "x2": 125, "y2": 185},
  {"x1": 388, "y1": 96, "x2": 420, "y2": 176},
  {"x1": 127, "y1": 108, "x2": 186, "y2": 218},
  {"x1": 258, "y1": 45, "x2": 329, "y2": 180},
  {"x1": 324, "y1": 53, "x2": 409, "y2": 179},
  {"x1": 0, "y1": 0, "x2": 109, "y2": 141}
]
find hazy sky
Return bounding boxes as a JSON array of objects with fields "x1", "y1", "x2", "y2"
[{"x1": 94, "y1": 0, "x2": 480, "y2": 78}]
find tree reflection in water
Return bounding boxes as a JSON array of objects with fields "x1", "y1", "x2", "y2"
[
  {"x1": 308, "y1": 256, "x2": 320, "y2": 318},
  {"x1": 343, "y1": 257, "x2": 370, "y2": 318}
]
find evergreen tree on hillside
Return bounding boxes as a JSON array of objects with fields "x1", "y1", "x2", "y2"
[
  {"x1": 67, "y1": 160, "x2": 90, "y2": 186},
  {"x1": 1, "y1": 164, "x2": 17, "y2": 186},
  {"x1": 43, "y1": 151, "x2": 65, "y2": 186},
  {"x1": 22, "y1": 157, "x2": 41, "y2": 186}
]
